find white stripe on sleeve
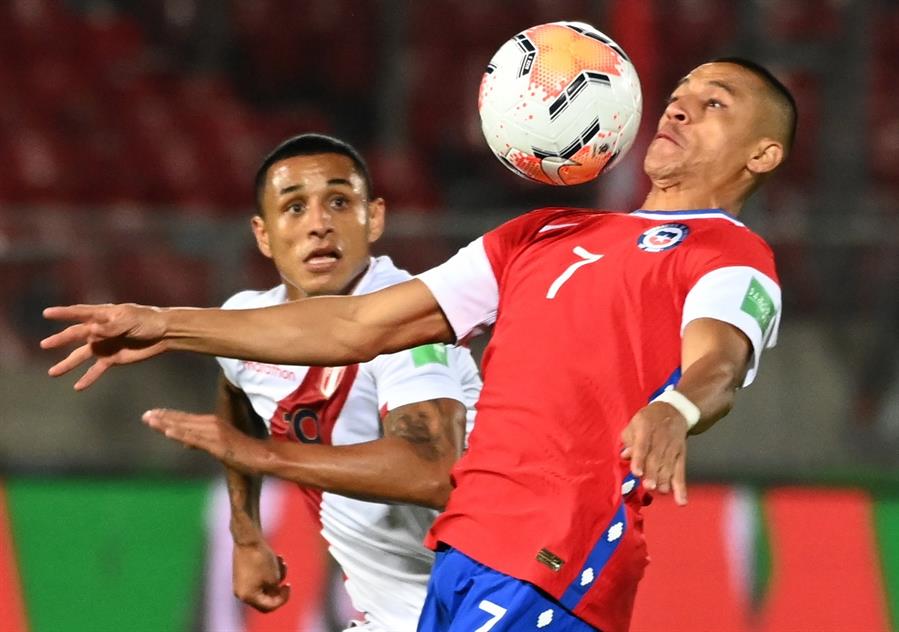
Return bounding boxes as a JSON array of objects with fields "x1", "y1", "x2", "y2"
[
  {"x1": 681, "y1": 266, "x2": 782, "y2": 387},
  {"x1": 415, "y1": 237, "x2": 499, "y2": 343}
]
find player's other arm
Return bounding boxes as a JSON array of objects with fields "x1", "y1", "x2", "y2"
[
  {"x1": 673, "y1": 317, "x2": 751, "y2": 433},
  {"x1": 42, "y1": 279, "x2": 453, "y2": 390},
  {"x1": 234, "y1": 397, "x2": 466, "y2": 509},
  {"x1": 216, "y1": 375, "x2": 291, "y2": 612},
  {"x1": 217, "y1": 376, "x2": 267, "y2": 545},
  {"x1": 621, "y1": 318, "x2": 751, "y2": 503},
  {"x1": 143, "y1": 397, "x2": 467, "y2": 510},
  {"x1": 378, "y1": 397, "x2": 467, "y2": 508}
]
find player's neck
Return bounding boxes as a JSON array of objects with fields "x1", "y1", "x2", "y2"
[
  {"x1": 283, "y1": 260, "x2": 372, "y2": 301},
  {"x1": 641, "y1": 181, "x2": 745, "y2": 216}
]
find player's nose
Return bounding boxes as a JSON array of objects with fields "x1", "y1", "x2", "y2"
[
  {"x1": 305, "y1": 200, "x2": 334, "y2": 238},
  {"x1": 663, "y1": 99, "x2": 690, "y2": 124}
]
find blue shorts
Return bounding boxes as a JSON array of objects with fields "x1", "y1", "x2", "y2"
[{"x1": 417, "y1": 547, "x2": 597, "y2": 631}]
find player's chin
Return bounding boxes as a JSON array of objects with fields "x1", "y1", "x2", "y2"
[{"x1": 295, "y1": 273, "x2": 347, "y2": 298}]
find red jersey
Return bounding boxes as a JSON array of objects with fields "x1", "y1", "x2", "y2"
[{"x1": 416, "y1": 208, "x2": 781, "y2": 631}]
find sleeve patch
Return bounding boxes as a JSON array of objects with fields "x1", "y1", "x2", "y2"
[
  {"x1": 741, "y1": 277, "x2": 776, "y2": 336},
  {"x1": 410, "y1": 343, "x2": 449, "y2": 367}
]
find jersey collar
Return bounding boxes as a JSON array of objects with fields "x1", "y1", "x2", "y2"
[{"x1": 630, "y1": 208, "x2": 744, "y2": 226}]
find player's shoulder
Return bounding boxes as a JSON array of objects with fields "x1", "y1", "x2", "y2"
[
  {"x1": 221, "y1": 285, "x2": 286, "y2": 310},
  {"x1": 354, "y1": 256, "x2": 413, "y2": 294},
  {"x1": 490, "y1": 207, "x2": 615, "y2": 242}
]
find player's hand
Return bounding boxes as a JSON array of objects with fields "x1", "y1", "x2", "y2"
[
  {"x1": 142, "y1": 408, "x2": 263, "y2": 473},
  {"x1": 233, "y1": 540, "x2": 291, "y2": 612},
  {"x1": 620, "y1": 401, "x2": 689, "y2": 505},
  {"x1": 41, "y1": 303, "x2": 169, "y2": 390}
]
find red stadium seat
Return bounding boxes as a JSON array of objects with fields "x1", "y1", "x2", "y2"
[
  {"x1": 760, "y1": 0, "x2": 842, "y2": 42},
  {"x1": 107, "y1": 245, "x2": 213, "y2": 306},
  {"x1": 366, "y1": 146, "x2": 441, "y2": 211}
]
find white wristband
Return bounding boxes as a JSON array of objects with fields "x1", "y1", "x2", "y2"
[{"x1": 653, "y1": 389, "x2": 701, "y2": 430}]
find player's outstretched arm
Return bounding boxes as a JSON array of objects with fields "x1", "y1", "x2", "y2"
[
  {"x1": 621, "y1": 318, "x2": 751, "y2": 505},
  {"x1": 142, "y1": 397, "x2": 466, "y2": 510},
  {"x1": 215, "y1": 376, "x2": 291, "y2": 613},
  {"x1": 42, "y1": 279, "x2": 453, "y2": 390}
]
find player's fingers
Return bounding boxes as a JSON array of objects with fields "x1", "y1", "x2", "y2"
[
  {"x1": 42, "y1": 305, "x2": 104, "y2": 322},
  {"x1": 73, "y1": 359, "x2": 112, "y2": 391},
  {"x1": 641, "y1": 435, "x2": 664, "y2": 491},
  {"x1": 145, "y1": 408, "x2": 214, "y2": 426},
  {"x1": 620, "y1": 423, "x2": 634, "y2": 446},
  {"x1": 142, "y1": 409, "x2": 174, "y2": 433},
  {"x1": 672, "y1": 450, "x2": 688, "y2": 506},
  {"x1": 47, "y1": 344, "x2": 94, "y2": 377},
  {"x1": 652, "y1": 441, "x2": 678, "y2": 494},
  {"x1": 628, "y1": 421, "x2": 650, "y2": 478},
  {"x1": 247, "y1": 584, "x2": 290, "y2": 613},
  {"x1": 87, "y1": 317, "x2": 119, "y2": 342},
  {"x1": 246, "y1": 595, "x2": 278, "y2": 613},
  {"x1": 40, "y1": 323, "x2": 92, "y2": 351}
]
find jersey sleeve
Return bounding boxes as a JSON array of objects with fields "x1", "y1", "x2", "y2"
[
  {"x1": 215, "y1": 291, "x2": 255, "y2": 387},
  {"x1": 416, "y1": 237, "x2": 499, "y2": 343},
  {"x1": 367, "y1": 343, "x2": 468, "y2": 412},
  {"x1": 680, "y1": 228, "x2": 782, "y2": 387},
  {"x1": 416, "y1": 208, "x2": 568, "y2": 342}
]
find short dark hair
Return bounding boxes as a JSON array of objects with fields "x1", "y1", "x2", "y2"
[
  {"x1": 253, "y1": 133, "x2": 373, "y2": 214},
  {"x1": 709, "y1": 56, "x2": 798, "y2": 152}
]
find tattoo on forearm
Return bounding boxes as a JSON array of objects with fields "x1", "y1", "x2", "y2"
[{"x1": 384, "y1": 406, "x2": 447, "y2": 462}]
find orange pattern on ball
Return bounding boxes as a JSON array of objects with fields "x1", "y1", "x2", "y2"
[
  {"x1": 526, "y1": 24, "x2": 622, "y2": 99},
  {"x1": 558, "y1": 144, "x2": 614, "y2": 184}
]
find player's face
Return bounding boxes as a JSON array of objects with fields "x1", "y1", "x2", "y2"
[
  {"x1": 643, "y1": 62, "x2": 772, "y2": 186},
  {"x1": 253, "y1": 153, "x2": 385, "y2": 299}
]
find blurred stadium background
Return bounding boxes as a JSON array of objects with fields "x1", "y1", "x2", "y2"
[{"x1": 1, "y1": 0, "x2": 897, "y2": 630}]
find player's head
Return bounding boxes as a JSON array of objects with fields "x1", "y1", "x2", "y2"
[
  {"x1": 252, "y1": 133, "x2": 385, "y2": 299},
  {"x1": 643, "y1": 57, "x2": 797, "y2": 201}
]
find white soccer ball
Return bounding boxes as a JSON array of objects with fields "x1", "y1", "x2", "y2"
[{"x1": 478, "y1": 21, "x2": 642, "y2": 186}]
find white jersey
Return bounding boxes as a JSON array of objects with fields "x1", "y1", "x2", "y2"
[{"x1": 216, "y1": 255, "x2": 481, "y2": 632}]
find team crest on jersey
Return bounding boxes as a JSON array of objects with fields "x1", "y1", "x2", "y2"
[
  {"x1": 285, "y1": 408, "x2": 321, "y2": 443},
  {"x1": 637, "y1": 223, "x2": 690, "y2": 252}
]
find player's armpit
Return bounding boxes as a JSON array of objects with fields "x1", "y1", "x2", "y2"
[{"x1": 382, "y1": 398, "x2": 466, "y2": 463}]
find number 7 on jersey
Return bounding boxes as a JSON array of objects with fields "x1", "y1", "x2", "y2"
[{"x1": 546, "y1": 246, "x2": 603, "y2": 299}]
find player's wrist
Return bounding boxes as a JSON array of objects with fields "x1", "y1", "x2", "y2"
[
  {"x1": 230, "y1": 520, "x2": 264, "y2": 546},
  {"x1": 652, "y1": 389, "x2": 701, "y2": 430},
  {"x1": 153, "y1": 306, "x2": 184, "y2": 350}
]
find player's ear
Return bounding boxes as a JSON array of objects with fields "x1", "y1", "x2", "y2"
[
  {"x1": 746, "y1": 138, "x2": 784, "y2": 176},
  {"x1": 251, "y1": 215, "x2": 274, "y2": 259},
  {"x1": 367, "y1": 197, "x2": 386, "y2": 244}
]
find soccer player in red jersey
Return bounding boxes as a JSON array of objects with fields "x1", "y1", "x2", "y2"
[{"x1": 43, "y1": 58, "x2": 796, "y2": 631}]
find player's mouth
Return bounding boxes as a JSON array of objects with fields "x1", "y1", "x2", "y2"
[
  {"x1": 654, "y1": 129, "x2": 683, "y2": 147},
  {"x1": 303, "y1": 246, "x2": 342, "y2": 273}
]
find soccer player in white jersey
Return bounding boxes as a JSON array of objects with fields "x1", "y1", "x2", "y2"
[
  {"x1": 45, "y1": 58, "x2": 795, "y2": 630},
  {"x1": 131, "y1": 134, "x2": 481, "y2": 631}
]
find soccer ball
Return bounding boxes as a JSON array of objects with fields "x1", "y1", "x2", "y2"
[{"x1": 478, "y1": 21, "x2": 642, "y2": 186}]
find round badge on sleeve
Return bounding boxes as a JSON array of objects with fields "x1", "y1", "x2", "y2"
[{"x1": 637, "y1": 223, "x2": 690, "y2": 252}]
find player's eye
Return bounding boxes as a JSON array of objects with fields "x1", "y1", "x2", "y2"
[
  {"x1": 330, "y1": 195, "x2": 349, "y2": 210},
  {"x1": 285, "y1": 202, "x2": 305, "y2": 214},
  {"x1": 706, "y1": 98, "x2": 725, "y2": 109}
]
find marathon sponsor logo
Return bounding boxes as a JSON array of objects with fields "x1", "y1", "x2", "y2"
[{"x1": 240, "y1": 360, "x2": 297, "y2": 382}]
